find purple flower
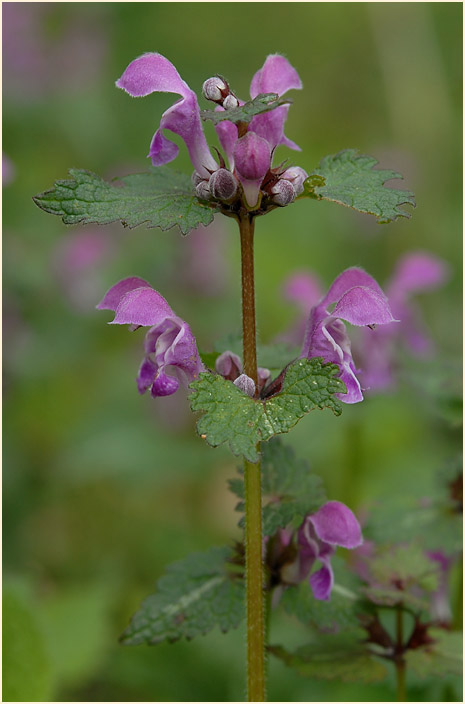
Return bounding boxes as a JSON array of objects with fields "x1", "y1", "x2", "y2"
[
  {"x1": 116, "y1": 53, "x2": 218, "y2": 178},
  {"x1": 301, "y1": 268, "x2": 397, "y2": 403},
  {"x1": 357, "y1": 252, "x2": 449, "y2": 391},
  {"x1": 97, "y1": 277, "x2": 204, "y2": 398},
  {"x1": 116, "y1": 53, "x2": 307, "y2": 209},
  {"x1": 298, "y1": 501, "x2": 363, "y2": 600}
]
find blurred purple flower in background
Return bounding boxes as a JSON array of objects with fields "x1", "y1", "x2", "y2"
[
  {"x1": 53, "y1": 230, "x2": 117, "y2": 312},
  {"x1": 116, "y1": 52, "x2": 307, "y2": 209},
  {"x1": 175, "y1": 222, "x2": 229, "y2": 297},
  {"x1": 97, "y1": 278, "x2": 204, "y2": 398},
  {"x1": 2, "y1": 153, "x2": 15, "y2": 186},
  {"x1": 300, "y1": 267, "x2": 396, "y2": 403},
  {"x1": 3, "y1": 3, "x2": 108, "y2": 102},
  {"x1": 357, "y1": 252, "x2": 449, "y2": 391},
  {"x1": 283, "y1": 252, "x2": 448, "y2": 397}
]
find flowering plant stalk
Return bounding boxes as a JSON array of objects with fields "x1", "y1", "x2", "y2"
[{"x1": 33, "y1": 53, "x2": 463, "y2": 703}]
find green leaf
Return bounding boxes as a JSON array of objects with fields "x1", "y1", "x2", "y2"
[
  {"x1": 300, "y1": 149, "x2": 416, "y2": 223},
  {"x1": 282, "y1": 571, "x2": 362, "y2": 632},
  {"x1": 406, "y1": 629, "x2": 463, "y2": 678},
  {"x1": 200, "y1": 93, "x2": 290, "y2": 125},
  {"x1": 121, "y1": 546, "x2": 244, "y2": 645},
  {"x1": 230, "y1": 438, "x2": 327, "y2": 535},
  {"x1": 33, "y1": 167, "x2": 216, "y2": 235},
  {"x1": 269, "y1": 630, "x2": 388, "y2": 684},
  {"x1": 370, "y1": 543, "x2": 440, "y2": 593},
  {"x1": 189, "y1": 358, "x2": 345, "y2": 463}
]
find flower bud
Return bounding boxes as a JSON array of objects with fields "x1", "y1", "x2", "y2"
[
  {"x1": 209, "y1": 168, "x2": 238, "y2": 202},
  {"x1": 233, "y1": 373, "x2": 256, "y2": 397},
  {"x1": 281, "y1": 166, "x2": 308, "y2": 195},
  {"x1": 195, "y1": 180, "x2": 211, "y2": 201},
  {"x1": 202, "y1": 76, "x2": 228, "y2": 102},
  {"x1": 222, "y1": 94, "x2": 239, "y2": 110},
  {"x1": 271, "y1": 179, "x2": 296, "y2": 206},
  {"x1": 192, "y1": 171, "x2": 204, "y2": 187}
]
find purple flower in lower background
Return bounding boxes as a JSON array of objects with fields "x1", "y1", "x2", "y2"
[
  {"x1": 97, "y1": 278, "x2": 204, "y2": 398},
  {"x1": 300, "y1": 268, "x2": 397, "y2": 403},
  {"x1": 297, "y1": 501, "x2": 363, "y2": 600},
  {"x1": 357, "y1": 252, "x2": 449, "y2": 391}
]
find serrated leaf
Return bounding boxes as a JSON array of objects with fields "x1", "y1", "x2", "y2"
[
  {"x1": 121, "y1": 547, "x2": 244, "y2": 645},
  {"x1": 200, "y1": 93, "x2": 290, "y2": 125},
  {"x1": 405, "y1": 629, "x2": 463, "y2": 678},
  {"x1": 300, "y1": 149, "x2": 416, "y2": 223},
  {"x1": 230, "y1": 439, "x2": 326, "y2": 535},
  {"x1": 33, "y1": 167, "x2": 216, "y2": 235},
  {"x1": 189, "y1": 358, "x2": 345, "y2": 463},
  {"x1": 269, "y1": 630, "x2": 388, "y2": 683}
]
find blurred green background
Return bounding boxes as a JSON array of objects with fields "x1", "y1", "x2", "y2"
[{"x1": 3, "y1": 2, "x2": 462, "y2": 701}]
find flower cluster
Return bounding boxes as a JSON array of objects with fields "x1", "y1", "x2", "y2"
[{"x1": 116, "y1": 53, "x2": 308, "y2": 211}]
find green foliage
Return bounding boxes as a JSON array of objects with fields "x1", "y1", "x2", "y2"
[
  {"x1": 3, "y1": 585, "x2": 54, "y2": 702},
  {"x1": 121, "y1": 547, "x2": 245, "y2": 645},
  {"x1": 282, "y1": 568, "x2": 362, "y2": 632},
  {"x1": 370, "y1": 543, "x2": 440, "y2": 593},
  {"x1": 230, "y1": 438, "x2": 326, "y2": 535},
  {"x1": 33, "y1": 167, "x2": 216, "y2": 235},
  {"x1": 300, "y1": 149, "x2": 416, "y2": 223},
  {"x1": 189, "y1": 358, "x2": 345, "y2": 463},
  {"x1": 405, "y1": 629, "x2": 463, "y2": 679},
  {"x1": 200, "y1": 93, "x2": 290, "y2": 125},
  {"x1": 269, "y1": 630, "x2": 388, "y2": 684}
]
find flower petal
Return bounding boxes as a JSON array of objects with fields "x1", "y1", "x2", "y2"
[
  {"x1": 96, "y1": 277, "x2": 152, "y2": 311},
  {"x1": 116, "y1": 53, "x2": 217, "y2": 177},
  {"x1": 250, "y1": 54, "x2": 302, "y2": 98},
  {"x1": 308, "y1": 501, "x2": 363, "y2": 549},
  {"x1": 249, "y1": 55, "x2": 302, "y2": 152},
  {"x1": 309, "y1": 559, "x2": 334, "y2": 601},
  {"x1": 332, "y1": 286, "x2": 397, "y2": 327},
  {"x1": 151, "y1": 370, "x2": 180, "y2": 397},
  {"x1": 110, "y1": 287, "x2": 174, "y2": 327},
  {"x1": 321, "y1": 267, "x2": 388, "y2": 309},
  {"x1": 137, "y1": 357, "x2": 158, "y2": 394}
]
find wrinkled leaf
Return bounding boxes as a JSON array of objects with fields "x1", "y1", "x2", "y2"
[
  {"x1": 121, "y1": 547, "x2": 244, "y2": 645},
  {"x1": 300, "y1": 149, "x2": 416, "y2": 223},
  {"x1": 33, "y1": 167, "x2": 216, "y2": 235},
  {"x1": 190, "y1": 358, "x2": 345, "y2": 463}
]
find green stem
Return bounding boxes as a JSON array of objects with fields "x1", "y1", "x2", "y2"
[
  {"x1": 238, "y1": 213, "x2": 266, "y2": 702},
  {"x1": 395, "y1": 607, "x2": 407, "y2": 702}
]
